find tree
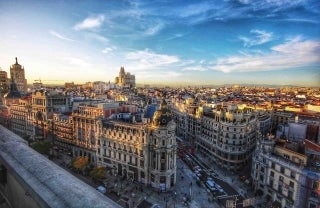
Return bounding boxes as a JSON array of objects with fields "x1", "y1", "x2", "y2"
[
  {"x1": 31, "y1": 140, "x2": 52, "y2": 155},
  {"x1": 89, "y1": 166, "x2": 106, "y2": 181},
  {"x1": 72, "y1": 156, "x2": 89, "y2": 173}
]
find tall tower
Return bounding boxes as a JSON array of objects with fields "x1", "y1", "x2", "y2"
[
  {"x1": 149, "y1": 99, "x2": 177, "y2": 191},
  {"x1": 10, "y1": 57, "x2": 27, "y2": 95}
]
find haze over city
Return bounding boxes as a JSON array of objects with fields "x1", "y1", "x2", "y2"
[{"x1": 0, "y1": 0, "x2": 319, "y2": 86}]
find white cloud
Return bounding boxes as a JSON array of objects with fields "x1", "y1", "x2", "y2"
[
  {"x1": 125, "y1": 49, "x2": 179, "y2": 70},
  {"x1": 84, "y1": 33, "x2": 109, "y2": 43},
  {"x1": 179, "y1": 2, "x2": 213, "y2": 18},
  {"x1": 62, "y1": 57, "x2": 91, "y2": 67},
  {"x1": 164, "y1": 33, "x2": 184, "y2": 41},
  {"x1": 74, "y1": 15, "x2": 105, "y2": 30},
  {"x1": 102, "y1": 47, "x2": 116, "y2": 54},
  {"x1": 238, "y1": 0, "x2": 251, "y2": 4},
  {"x1": 182, "y1": 66, "x2": 208, "y2": 71},
  {"x1": 212, "y1": 37, "x2": 320, "y2": 73},
  {"x1": 144, "y1": 23, "x2": 165, "y2": 36},
  {"x1": 239, "y1": 29, "x2": 273, "y2": 47},
  {"x1": 181, "y1": 60, "x2": 208, "y2": 71},
  {"x1": 49, "y1": 30, "x2": 75, "y2": 42}
]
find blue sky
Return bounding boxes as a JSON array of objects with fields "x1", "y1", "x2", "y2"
[{"x1": 0, "y1": 0, "x2": 319, "y2": 86}]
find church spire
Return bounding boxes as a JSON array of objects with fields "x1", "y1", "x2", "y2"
[{"x1": 15, "y1": 57, "x2": 18, "y2": 64}]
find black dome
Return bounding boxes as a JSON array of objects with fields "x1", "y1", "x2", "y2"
[{"x1": 152, "y1": 99, "x2": 172, "y2": 127}]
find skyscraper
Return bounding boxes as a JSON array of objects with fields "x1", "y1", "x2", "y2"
[{"x1": 10, "y1": 57, "x2": 27, "y2": 95}]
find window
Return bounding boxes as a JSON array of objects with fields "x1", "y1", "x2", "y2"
[
  {"x1": 271, "y1": 162, "x2": 275, "y2": 169},
  {"x1": 291, "y1": 171, "x2": 296, "y2": 179},
  {"x1": 260, "y1": 175, "x2": 264, "y2": 182},
  {"x1": 269, "y1": 179, "x2": 273, "y2": 187},
  {"x1": 161, "y1": 162, "x2": 165, "y2": 171},
  {"x1": 270, "y1": 171, "x2": 274, "y2": 177},
  {"x1": 279, "y1": 175, "x2": 284, "y2": 182},
  {"x1": 280, "y1": 167, "x2": 285, "y2": 174},
  {"x1": 289, "y1": 181, "x2": 294, "y2": 188}
]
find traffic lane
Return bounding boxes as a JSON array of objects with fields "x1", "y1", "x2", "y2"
[
  {"x1": 212, "y1": 176, "x2": 238, "y2": 196},
  {"x1": 212, "y1": 176, "x2": 253, "y2": 208}
]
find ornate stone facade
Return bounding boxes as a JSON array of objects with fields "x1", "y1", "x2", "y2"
[{"x1": 97, "y1": 99, "x2": 177, "y2": 190}]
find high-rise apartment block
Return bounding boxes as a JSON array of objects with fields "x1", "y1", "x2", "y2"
[
  {"x1": 10, "y1": 57, "x2": 27, "y2": 95},
  {"x1": 115, "y1": 67, "x2": 135, "y2": 88}
]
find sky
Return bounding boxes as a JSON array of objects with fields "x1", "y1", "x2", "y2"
[{"x1": 0, "y1": 0, "x2": 319, "y2": 87}]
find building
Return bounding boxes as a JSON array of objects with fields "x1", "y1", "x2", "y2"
[
  {"x1": 3, "y1": 78, "x2": 22, "y2": 106},
  {"x1": 97, "y1": 99, "x2": 177, "y2": 190},
  {"x1": 303, "y1": 140, "x2": 320, "y2": 208},
  {"x1": 197, "y1": 103, "x2": 258, "y2": 171},
  {"x1": 9, "y1": 96, "x2": 33, "y2": 141},
  {"x1": 258, "y1": 111, "x2": 272, "y2": 136},
  {"x1": 9, "y1": 57, "x2": 27, "y2": 95},
  {"x1": 114, "y1": 67, "x2": 135, "y2": 88},
  {"x1": 72, "y1": 101, "x2": 107, "y2": 164},
  {"x1": 31, "y1": 89, "x2": 71, "y2": 140},
  {"x1": 252, "y1": 137, "x2": 320, "y2": 208},
  {"x1": 53, "y1": 113, "x2": 74, "y2": 152},
  {"x1": 0, "y1": 69, "x2": 9, "y2": 95},
  {"x1": 148, "y1": 99, "x2": 177, "y2": 190}
]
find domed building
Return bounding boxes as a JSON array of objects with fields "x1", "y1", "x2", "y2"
[
  {"x1": 148, "y1": 99, "x2": 177, "y2": 190},
  {"x1": 97, "y1": 98, "x2": 177, "y2": 192},
  {"x1": 3, "y1": 78, "x2": 21, "y2": 106}
]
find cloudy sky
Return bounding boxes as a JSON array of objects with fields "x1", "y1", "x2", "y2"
[{"x1": 0, "y1": 0, "x2": 319, "y2": 86}]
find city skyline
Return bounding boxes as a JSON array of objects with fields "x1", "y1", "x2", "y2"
[{"x1": 0, "y1": 0, "x2": 319, "y2": 87}]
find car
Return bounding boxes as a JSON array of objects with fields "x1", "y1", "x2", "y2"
[
  {"x1": 206, "y1": 180, "x2": 217, "y2": 192},
  {"x1": 207, "y1": 177, "x2": 213, "y2": 182},
  {"x1": 96, "y1": 186, "x2": 106, "y2": 194}
]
